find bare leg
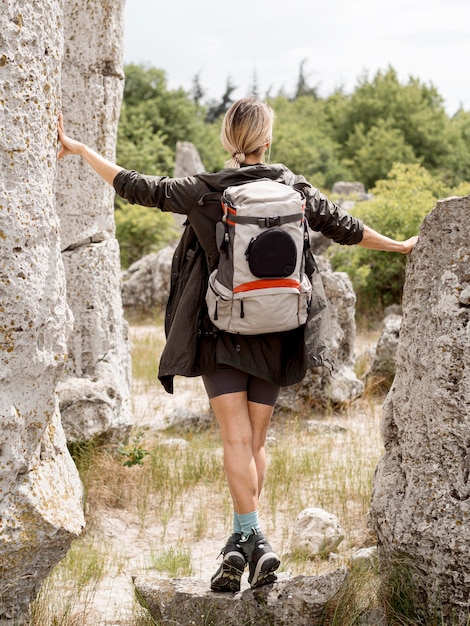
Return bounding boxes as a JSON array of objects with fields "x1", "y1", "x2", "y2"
[
  {"x1": 209, "y1": 392, "x2": 274, "y2": 514},
  {"x1": 248, "y1": 400, "x2": 274, "y2": 497}
]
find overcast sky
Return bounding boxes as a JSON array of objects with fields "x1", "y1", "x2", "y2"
[{"x1": 123, "y1": 0, "x2": 469, "y2": 116}]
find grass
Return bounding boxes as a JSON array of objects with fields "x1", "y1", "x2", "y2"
[{"x1": 28, "y1": 316, "x2": 389, "y2": 625}]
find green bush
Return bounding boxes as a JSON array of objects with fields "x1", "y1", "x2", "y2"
[
  {"x1": 115, "y1": 200, "x2": 178, "y2": 268},
  {"x1": 327, "y1": 163, "x2": 456, "y2": 313}
]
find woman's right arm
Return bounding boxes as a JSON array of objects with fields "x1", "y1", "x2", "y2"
[{"x1": 57, "y1": 112, "x2": 123, "y2": 185}]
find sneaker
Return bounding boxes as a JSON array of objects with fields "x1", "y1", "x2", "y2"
[
  {"x1": 210, "y1": 533, "x2": 246, "y2": 593},
  {"x1": 240, "y1": 529, "x2": 280, "y2": 589}
]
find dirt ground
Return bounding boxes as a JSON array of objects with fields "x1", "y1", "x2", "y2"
[{"x1": 77, "y1": 323, "x2": 382, "y2": 625}]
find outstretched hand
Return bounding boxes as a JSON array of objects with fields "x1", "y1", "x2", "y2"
[
  {"x1": 57, "y1": 112, "x2": 83, "y2": 159},
  {"x1": 400, "y1": 235, "x2": 419, "y2": 254}
]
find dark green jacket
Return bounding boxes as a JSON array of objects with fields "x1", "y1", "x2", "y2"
[{"x1": 114, "y1": 163, "x2": 364, "y2": 393}]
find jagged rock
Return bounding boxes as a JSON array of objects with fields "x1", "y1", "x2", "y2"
[
  {"x1": 56, "y1": 0, "x2": 132, "y2": 444},
  {"x1": 369, "y1": 195, "x2": 470, "y2": 622},
  {"x1": 329, "y1": 363, "x2": 365, "y2": 404},
  {"x1": 290, "y1": 508, "x2": 345, "y2": 557},
  {"x1": 134, "y1": 568, "x2": 349, "y2": 626},
  {"x1": 0, "y1": 3, "x2": 84, "y2": 621},
  {"x1": 121, "y1": 246, "x2": 174, "y2": 310},
  {"x1": 366, "y1": 313, "x2": 402, "y2": 388},
  {"x1": 331, "y1": 181, "x2": 372, "y2": 201},
  {"x1": 280, "y1": 256, "x2": 363, "y2": 409},
  {"x1": 58, "y1": 372, "x2": 131, "y2": 443},
  {"x1": 174, "y1": 141, "x2": 206, "y2": 177}
]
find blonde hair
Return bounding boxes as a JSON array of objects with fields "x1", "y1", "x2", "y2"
[{"x1": 221, "y1": 97, "x2": 275, "y2": 169}]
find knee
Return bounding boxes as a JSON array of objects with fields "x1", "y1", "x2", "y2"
[{"x1": 224, "y1": 433, "x2": 252, "y2": 450}]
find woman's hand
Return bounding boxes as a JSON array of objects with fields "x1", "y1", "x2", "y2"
[
  {"x1": 399, "y1": 236, "x2": 419, "y2": 254},
  {"x1": 57, "y1": 112, "x2": 83, "y2": 159},
  {"x1": 57, "y1": 111, "x2": 123, "y2": 184}
]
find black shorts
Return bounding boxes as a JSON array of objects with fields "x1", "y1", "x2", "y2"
[{"x1": 202, "y1": 366, "x2": 280, "y2": 406}]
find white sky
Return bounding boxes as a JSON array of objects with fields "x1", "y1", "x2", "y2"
[{"x1": 123, "y1": 0, "x2": 470, "y2": 115}]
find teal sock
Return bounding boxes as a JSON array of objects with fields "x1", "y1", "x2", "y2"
[
  {"x1": 233, "y1": 512, "x2": 242, "y2": 535},
  {"x1": 238, "y1": 511, "x2": 260, "y2": 538}
]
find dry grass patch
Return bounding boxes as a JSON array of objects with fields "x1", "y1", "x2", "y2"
[{"x1": 30, "y1": 316, "x2": 388, "y2": 625}]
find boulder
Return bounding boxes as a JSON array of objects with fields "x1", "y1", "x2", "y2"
[
  {"x1": 369, "y1": 195, "x2": 470, "y2": 622},
  {"x1": 279, "y1": 256, "x2": 363, "y2": 409},
  {"x1": 331, "y1": 181, "x2": 372, "y2": 202},
  {"x1": 121, "y1": 246, "x2": 174, "y2": 311},
  {"x1": 56, "y1": 0, "x2": 132, "y2": 443},
  {"x1": 134, "y1": 568, "x2": 349, "y2": 626},
  {"x1": 290, "y1": 508, "x2": 345, "y2": 558},
  {"x1": 366, "y1": 313, "x2": 402, "y2": 388},
  {"x1": 174, "y1": 140, "x2": 206, "y2": 177},
  {"x1": 0, "y1": 3, "x2": 84, "y2": 621}
]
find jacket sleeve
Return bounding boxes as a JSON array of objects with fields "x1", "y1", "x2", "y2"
[
  {"x1": 113, "y1": 169, "x2": 202, "y2": 215},
  {"x1": 295, "y1": 178, "x2": 364, "y2": 246}
]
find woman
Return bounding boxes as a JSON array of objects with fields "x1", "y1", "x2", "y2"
[{"x1": 58, "y1": 98, "x2": 417, "y2": 592}]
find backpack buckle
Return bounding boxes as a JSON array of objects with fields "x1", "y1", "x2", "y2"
[{"x1": 258, "y1": 215, "x2": 281, "y2": 228}]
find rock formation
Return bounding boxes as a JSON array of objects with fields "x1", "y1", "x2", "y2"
[
  {"x1": 279, "y1": 256, "x2": 364, "y2": 409},
  {"x1": 366, "y1": 312, "x2": 402, "y2": 389},
  {"x1": 173, "y1": 140, "x2": 206, "y2": 177},
  {"x1": 134, "y1": 568, "x2": 349, "y2": 626},
  {"x1": 290, "y1": 508, "x2": 345, "y2": 558},
  {"x1": 0, "y1": 2, "x2": 84, "y2": 622},
  {"x1": 121, "y1": 246, "x2": 174, "y2": 311},
  {"x1": 369, "y1": 195, "x2": 470, "y2": 623},
  {"x1": 57, "y1": 0, "x2": 132, "y2": 443}
]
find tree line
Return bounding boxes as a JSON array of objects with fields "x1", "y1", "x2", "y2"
[{"x1": 115, "y1": 63, "x2": 470, "y2": 312}]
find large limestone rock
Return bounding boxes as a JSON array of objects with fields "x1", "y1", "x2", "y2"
[
  {"x1": 278, "y1": 256, "x2": 363, "y2": 409},
  {"x1": 0, "y1": 3, "x2": 84, "y2": 622},
  {"x1": 121, "y1": 246, "x2": 174, "y2": 311},
  {"x1": 57, "y1": 0, "x2": 132, "y2": 443},
  {"x1": 369, "y1": 195, "x2": 470, "y2": 622},
  {"x1": 366, "y1": 312, "x2": 402, "y2": 388},
  {"x1": 134, "y1": 569, "x2": 348, "y2": 626},
  {"x1": 174, "y1": 140, "x2": 206, "y2": 177}
]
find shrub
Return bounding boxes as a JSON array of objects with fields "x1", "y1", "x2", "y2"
[{"x1": 327, "y1": 163, "x2": 448, "y2": 313}]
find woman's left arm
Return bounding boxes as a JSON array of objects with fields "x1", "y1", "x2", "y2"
[{"x1": 358, "y1": 225, "x2": 418, "y2": 254}]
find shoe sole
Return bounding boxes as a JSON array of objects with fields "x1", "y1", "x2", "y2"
[
  {"x1": 210, "y1": 552, "x2": 246, "y2": 593},
  {"x1": 249, "y1": 553, "x2": 280, "y2": 589}
]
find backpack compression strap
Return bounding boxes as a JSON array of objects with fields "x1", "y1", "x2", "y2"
[{"x1": 224, "y1": 212, "x2": 304, "y2": 228}]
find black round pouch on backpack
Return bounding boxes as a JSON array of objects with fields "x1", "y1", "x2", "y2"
[{"x1": 245, "y1": 228, "x2": 297, "y2": 278}]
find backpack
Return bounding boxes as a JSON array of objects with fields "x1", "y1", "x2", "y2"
[{"x1": 206, "y1": 179, "x2": 312, "y2": 335}]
